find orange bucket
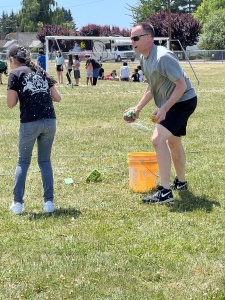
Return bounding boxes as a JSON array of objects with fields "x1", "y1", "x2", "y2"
[{"x1": 128, "y1": 152, "x2": 158, "y2": 192}]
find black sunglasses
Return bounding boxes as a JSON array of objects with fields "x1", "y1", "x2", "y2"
[{"x1": 130, "y1": 34, "x2": 149, "y2": 41}]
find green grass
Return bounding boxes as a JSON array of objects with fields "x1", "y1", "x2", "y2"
[{"x1": 0, "y1": 62, "x2": 224, "y2": 299}]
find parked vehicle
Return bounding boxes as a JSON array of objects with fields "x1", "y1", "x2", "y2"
[
  {"x1": 92, "y1": 37, "x2": 135, "y2": 62},
  {"x1": 0, "y1": 50, "x2": 9, "y2": 59}
]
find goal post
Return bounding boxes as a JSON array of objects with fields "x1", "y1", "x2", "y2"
[{"x1": 45, "y1": 35, "x2": 170, "y2": 74}]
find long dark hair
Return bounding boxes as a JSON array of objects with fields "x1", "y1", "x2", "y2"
[
  {"x1": 68, "y1": 54, "x2": 73, "y2": 66},
  {"x1": 8, "y1": 45, "x2": 57, "y2": 85}
]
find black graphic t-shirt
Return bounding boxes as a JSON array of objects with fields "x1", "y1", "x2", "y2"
[
  {"x1": 131, "y1": 73, "x2": 140, "y2": 82},
  {"x1": 8, "y1": 66, "x2": 56, "y2": 123}
]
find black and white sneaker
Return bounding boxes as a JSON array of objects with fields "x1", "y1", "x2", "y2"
[
  {"x1": 170, "y1": 176, "x2": 188, "y2": 190},
  {"x1": 142, "y1": 186, "x2": 174, "y2": 204}
]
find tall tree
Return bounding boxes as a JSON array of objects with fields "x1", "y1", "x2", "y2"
[
  {"x1": 198, "y1": 9, "x2": 225, "y2": 50},
  {"x1": 37, "y1": 24, "x2": 76, "y2": 52},
  {"x1": 126, "y1": 0, "x2": 203, "y2": 24},
  {"x1": 17, "y1": 0, "x2": 76, "y2": 32},
  {"x1": 193, "y1": 0, "x2": 225, "y2": 26},
  {"x1": 145, "y1": 11, "x2": 201, "y2": 49},
  {"x1": 0, "y1": 11, "x2": 18, "y2": 34},
  {"x1": 77, "y1": 24, "x2": 130, "y2": 49}
]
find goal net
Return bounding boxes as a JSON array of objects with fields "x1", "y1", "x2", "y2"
[{"x1": 45, "y1": 35, "x2": 170, "y2": 74}]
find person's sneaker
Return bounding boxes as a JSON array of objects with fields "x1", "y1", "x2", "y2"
[
  {"x1": 44, "y1": 201, "x2": 55, "y2": 213},
  {"x1": 170, "y1": 176, "x2": 188, "y2": 190},
  {"x1": 142, "y1": 186, "x2": 174, "y2": 204},
  {"x1": 10, "y1": 202, "x2": 23, "y2": 214}
]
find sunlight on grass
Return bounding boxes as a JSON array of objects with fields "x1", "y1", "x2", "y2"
[{"x1": 0, "y1": 62, "x2": 224, "y2": 299}]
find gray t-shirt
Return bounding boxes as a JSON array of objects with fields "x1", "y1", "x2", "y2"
[{"x1": 140, "y1": 45, "x2": 196, "y2": 108}]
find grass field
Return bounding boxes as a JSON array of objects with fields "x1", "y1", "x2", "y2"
[{"x1": 0, "y1": 61, "x2": 224, "y2": 299}]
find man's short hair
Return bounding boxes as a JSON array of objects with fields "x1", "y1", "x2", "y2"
[{"x1": 134, "y1": 22, "x2": 155, "y2": 38}]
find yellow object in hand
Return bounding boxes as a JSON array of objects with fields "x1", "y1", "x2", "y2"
[{"x1": 150, "y1": 115, "x2": 157, "y2": 123}]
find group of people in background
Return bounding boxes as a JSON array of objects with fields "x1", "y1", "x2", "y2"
[
  {"x1": 56, "y1": 51, "x2": 81, "y2": 86},
  {"x1": 99, "y1": 62, "x2": 145, "y2": 82},
  {"x1": 36, "y1": 48, "x2": 145, "y2": 86}
]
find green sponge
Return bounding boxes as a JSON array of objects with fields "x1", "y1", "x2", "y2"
[{"x1": 86, "y1": 169, "x2": 102, "y2": 182}]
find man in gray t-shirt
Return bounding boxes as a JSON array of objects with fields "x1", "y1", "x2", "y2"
[{"x1": 124, "y1": 21, "x2": 197, "y2": 204}]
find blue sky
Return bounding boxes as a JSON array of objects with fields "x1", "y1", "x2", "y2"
[{"x1": 0, "y1": 0, "x2": 138, "y2": 30}]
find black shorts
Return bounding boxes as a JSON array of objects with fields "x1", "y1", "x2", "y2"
[
  {"x1": 56, "y1": 65, "x2": 63, "y2": 72},
  {"x1": 160, "y1": 96, "x2": 197, "y2": 137},
  {"x1": 0, "y1": 66, "x2": 7, "y2": 74},
  {"x1": 74, "y1": 69, "x2": 80, "y2": 79}
]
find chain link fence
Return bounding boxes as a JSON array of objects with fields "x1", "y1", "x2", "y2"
[{"x1": 174, "y1": 50, "x2": 225, "y2": 63}]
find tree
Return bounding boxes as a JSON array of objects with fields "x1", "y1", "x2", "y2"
[
  {"x1": 0, "y1": 11, "x2": 18, "y2": 35},
  {"x1": 198, "y1": 9, "x2": 225, "y2": 50},
  {"x1": 17, "y1": 0, "x2": 76, "y2": 32},
  {"x1": 126, "y1": 0, "x2": 203, "y2": 24},
  {"x1": 194, "y1": 0, "x2": 225, "y2": 26},
  {"x1": 126, "y1": 0, "x2": 167, "y2": 24},
  {"x1": 77, "y1": 24, "x2": 131, "y2": 49},
  {"x1": 37, "y1": 24, "x2": 76, "y2": 52},
  {"x1": 145, "y1": 11, "x2": 201, "y2": 49},
  {"x1": 172, "y1": 0, "x2": 203, "y2": 13}
]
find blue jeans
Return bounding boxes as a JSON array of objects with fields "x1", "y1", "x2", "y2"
[
  {"x1": 93, "y1": 68, "x2": 100, "y2": 85},
  {"x1": 13, "y1": 119, "x2": 56, "y2": 204}
]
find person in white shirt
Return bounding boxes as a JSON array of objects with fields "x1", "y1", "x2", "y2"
[
  {"x1": 120, "y1": 62, "x2": 130, "y2": 81},
  {"x1": 137, "y1": 65, "x2": 144, "y2": 82}
]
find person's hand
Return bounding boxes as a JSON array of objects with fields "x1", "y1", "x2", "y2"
[
  {"x1": 123, "y1": 107, "x2": 140, "y2": 123},
  {"x1": 151, "y1": 107, "x2": 167, "y2": 123}
]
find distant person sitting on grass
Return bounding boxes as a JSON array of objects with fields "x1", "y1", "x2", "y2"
[
  {"x1": 137, "y1": 65, "x2": 144, "y2": 82},
  {"x1": 0, "y1": 59, "x2": 9, "y2": 84},
  {"x1": 120, "y1": 62, "x2": 130, "y2": 81},
  {"x1": 98, "y1": 63, "x2": 105, "y2": 80},
  {"x1": 130, "y1": 68, "x2": 140, "y2": 82},
  {"x1": 109, "y1": 70, "x2": 119, "y2": 81}
]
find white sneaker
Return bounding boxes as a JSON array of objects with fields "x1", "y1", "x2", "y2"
[
  {"x1": 44, "y1": 201, "x2": 55, "y2": 213},
  {"x1": 10, "y1": 202, "x2": 23, "y2": 214}
]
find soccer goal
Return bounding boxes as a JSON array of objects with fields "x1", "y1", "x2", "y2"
[{"x1": 45, "y1": 35, "x2": 170, "y2": 74}]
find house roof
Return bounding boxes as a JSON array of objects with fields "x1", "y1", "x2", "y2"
[
  {"x1": 0, "y1": 40, "x2": 6, "y2": 48},
  {"x1": 4, "y1": 32, "x2": 41, "y2": 48}
]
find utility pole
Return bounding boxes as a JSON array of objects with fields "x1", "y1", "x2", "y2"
[{"x1": 168, "y1": 0, "x2": 171, "y2": 50}]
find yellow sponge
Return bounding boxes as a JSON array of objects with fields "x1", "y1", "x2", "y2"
[{"x1": 86, "y1": 169, "x2": 102, "y2": 182}]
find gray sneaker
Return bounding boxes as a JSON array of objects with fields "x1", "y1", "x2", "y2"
[
  {"x1": 142, "y1": 186, "x2": 174, "y2": 204},
  {"x1": 44, "y1": 201, "x2": 55, "y2": 213},
  {"x1": 10, "y1": 202, "x2": 23, "y2": 214}
]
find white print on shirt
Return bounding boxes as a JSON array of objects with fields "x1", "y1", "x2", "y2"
[{"x1": 23, "y1": 72, "x2": 49, "y2": 95}]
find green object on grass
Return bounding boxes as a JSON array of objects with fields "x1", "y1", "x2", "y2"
[
  {"x1": 64, "y1": 178, "x2": 74, "y2": 184},
  {"x1": 126, "y1": 110, "x2": 136, "y2": 118},
  {"x1": 86, "y1": 169, "x2": 102, "y2": 182}
]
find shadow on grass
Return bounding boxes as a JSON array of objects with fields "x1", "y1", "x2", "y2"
[
  {"x1": 27, "y1": 207, "x2": 81, "y2": 221},
  {"x1": 169, "y1": 190, "x2": 220, "y2": 213}
]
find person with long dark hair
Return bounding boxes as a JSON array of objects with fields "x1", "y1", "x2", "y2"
[
  {"x1": 66, "y1": 54, "x2": 73, "y2": 85},
  {"x1": 55, "y1": 50, "x2": 64, "y2": 84},
  {"x1": 7, "y1": 45, "x2": 61, "y2": 214}
]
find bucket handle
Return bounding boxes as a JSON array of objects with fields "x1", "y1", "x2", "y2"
[{"x1": 140, "y1": 161, "x2": 159, "y2": 178}]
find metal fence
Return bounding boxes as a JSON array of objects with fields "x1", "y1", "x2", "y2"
[
  {"x1": 174, "y1": 50, "x2": 225, "y2": 63},
  {"x1": 2, "y1": 50, "x2": 225, "y2": 63}
]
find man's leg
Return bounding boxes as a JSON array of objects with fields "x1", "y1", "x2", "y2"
[
  {"x1": 151, "y1": 124, "x2": 173, "y2": 189},
  {"x1": 168, "y1": 135, "x2": 186, "y2": 182}
]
